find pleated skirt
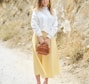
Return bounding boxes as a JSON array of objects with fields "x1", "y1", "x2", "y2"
[{"x1": 32, "y1": 31, "x2": 60, "y2": 78}]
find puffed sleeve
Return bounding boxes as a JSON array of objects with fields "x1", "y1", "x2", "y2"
[
  {"x1": 47, "y1": 9, "x2": 58, "y2": 39},
  {"x1": 31, "y1": 10, "x2": 42, "y2": 37}
]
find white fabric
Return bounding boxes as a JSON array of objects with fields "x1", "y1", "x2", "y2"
[{"x1": 31, "y1": 7, "x2": 58, "y2": 39}]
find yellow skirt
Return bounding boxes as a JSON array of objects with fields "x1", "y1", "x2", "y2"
[{"x1": 32, "y1": 31, "x2": 60, "y2": 78}]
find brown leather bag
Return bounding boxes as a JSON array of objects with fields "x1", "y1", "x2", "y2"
[{"x1": 36, "y1": 43, "x2": 50, "y2": 55}]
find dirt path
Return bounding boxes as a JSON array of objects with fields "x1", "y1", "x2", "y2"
[{"x1": 0, "y1": 42, "x2": 82, "y2": 84}]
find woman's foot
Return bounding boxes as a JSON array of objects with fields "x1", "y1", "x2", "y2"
[
  {"x1": 43, "y1": 78, "x2": 48, "y2": 84},
  {"x1": 36, "y1": 75, "x2": 41, "y2": 84},
  {"x1": 37, "y1": 81, "x2": 41, "y2": 84},
  {"x1": 43, "y1": 80, "x2": 48, "y2": 84}
]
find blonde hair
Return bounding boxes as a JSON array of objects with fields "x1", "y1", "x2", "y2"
[{"x1": 35, "y1": 0, "x2": 53, "y2": 15}]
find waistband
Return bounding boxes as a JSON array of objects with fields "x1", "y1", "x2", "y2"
[{"x1": 41, "y1": 31, "x2": 48, "y2": 37}]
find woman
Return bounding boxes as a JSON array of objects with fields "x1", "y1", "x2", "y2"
[{"x1": 31, "y1": 0, "x2": 60, "y2": 84}]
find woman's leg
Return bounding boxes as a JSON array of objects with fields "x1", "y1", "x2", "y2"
[
  {"x1": 35, "y1": 75, "x2": 41, "y2": 84},
  {"x1": 43, "y1": 78, "x2": 48, "y2": 84}
]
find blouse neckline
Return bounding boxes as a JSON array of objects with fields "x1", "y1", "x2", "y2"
[{"x1": 42, "y1": 6, "x2": 48, "y2": 10}]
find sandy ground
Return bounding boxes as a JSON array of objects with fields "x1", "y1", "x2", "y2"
[{"x1": 0, "y1": 42, "x2": 88, "y2": 84}]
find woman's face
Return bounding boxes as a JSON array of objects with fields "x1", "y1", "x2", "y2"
[{"x1": 42, "y1": 0, "x2": 49, "y2": 7}]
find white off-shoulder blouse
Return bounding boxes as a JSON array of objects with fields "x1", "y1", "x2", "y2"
[{"x1": 31, "y1": 6, "x2": 58, "y2": 39}]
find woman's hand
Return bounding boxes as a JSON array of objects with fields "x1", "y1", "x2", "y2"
[
  {"x1": 38, "y1": 36, "x2": 45, "y2": 44},
  {"x1": 44, "y1": 37, "x2": 50, "y2": 45}
]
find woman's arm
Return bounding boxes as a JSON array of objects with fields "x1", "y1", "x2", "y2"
[
  {"x1": 31, "y1": 10, "x2": 42, "y2": 37},
  {"x1": 47, "y1": 9, "x2": 58, "y2": 39},
  {"x1": 31, "y1": 10, "x2": 45, "y2": 44}
]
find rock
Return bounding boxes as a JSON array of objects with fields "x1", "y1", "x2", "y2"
[{"x1": 0, "y1": 0, "x2": 89, "y2": 61}]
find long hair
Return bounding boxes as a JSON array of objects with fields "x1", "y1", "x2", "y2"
[{"x1": 35, "y1": 0, "x2": 53, "y2": 15}]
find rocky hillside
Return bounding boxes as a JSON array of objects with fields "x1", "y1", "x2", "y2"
[{"x1": 0, "y1": 0, "x2": 89, "y2": 62}]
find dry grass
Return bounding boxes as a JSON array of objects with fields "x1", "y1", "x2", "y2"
[
  {"x1": 0, "y1": 20, "x2": 21, "y2": 41},
  {"x1": 57, "y1": 29, "x2": 84, "y2": 63},
  {"x1": 83, "y1": 47, "x2": 89, "y2": 62}
]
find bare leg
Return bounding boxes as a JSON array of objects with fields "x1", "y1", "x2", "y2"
[
  {"x1": 35, "y1": 75, "x2": 41, "y2": 84},
  {"x1": 43, "y1": 78, "x2": 48, "y2": 84}
]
